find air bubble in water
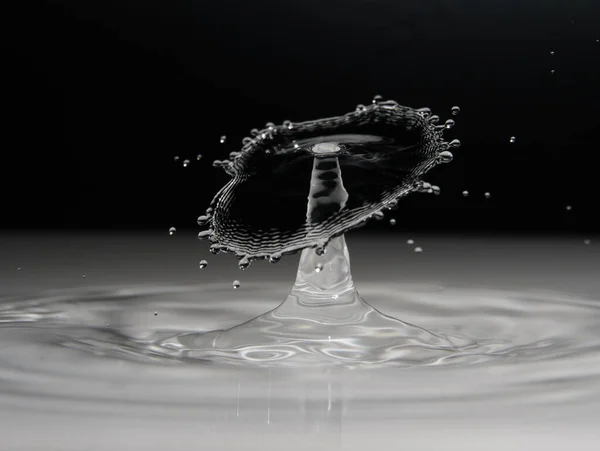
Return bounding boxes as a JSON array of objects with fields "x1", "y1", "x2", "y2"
[
  {"x1": 510, "y1": 136, "x2": 516, "y2": 143},
  {"x1": 183, "y1": 159, "x2": 190, "y2": 167},
  {"x1": 484, "y1": 192, "x2": 491, "y2": 199},
  {"x1": 232, "y1": 280, "x2": 240, "y2": 289},
  {"x1": 451, "y1": 106, "x2": 460, "y2": 116},
  {"x1": 220, "y1": 136, "x2": 227, "y2": 143},
  {"x1": 199, "y1": 260, "x2": 208, "y2": 269},
  {"x1": 169, "y1": 227, "x2": 176, "y2": 235},
  {"x1": 315, "y1": 263, "x2": 324, "y2": 273},
  {"x1": 414, "y1": 246, "x2": 423, "y2": 253},
  {"x1": 390, "y1": 218, "x2": 397, "y2": 225}
]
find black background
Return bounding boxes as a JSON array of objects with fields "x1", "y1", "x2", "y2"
[{"x1": 2, "y1": 0, "x2": 599, "y2": 234}]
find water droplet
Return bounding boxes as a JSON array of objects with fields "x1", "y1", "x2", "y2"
[
  {"x1": 198, "y1": 230, "x2": 212, "y2": 240},
  {"x1": 509, "y1": 136, "x2": 516, "y2": 143},
  {"x1": 183, "y1": 159, "x2": 190, "y2": 167},
  {"x1": 238, "y1": 257, "x2": 251, "y2": 270},
  {"x1": 233, "y1": 280, "x2": 240, "y2": 289},
  {"x1": 449, "y1": 139, "x2": 461, "y2": 148},
  {"x1": 484, "y1": 192, "x2": 491, "y2": 199},
  {"x1": 220, "y1": 135, "x2": 227, "y2": 143},
  {"x1": 82, "y1": 274, "x2": 87, "y2": 279},
  {"x1": 445, "y1": 119, "x2": 455, "y2": 129},
  {"x1": 199, "y1": 260, "x2": 208, "y2": 269},
  {"x1": 169, "y1": 227, "x2": 176, "y2": 235},
  {"x1": 210, "y1": 244, "x2": 221, "y2": 255},
  {"x1": 389, "y1": 218, "x2": 397, "y2": 225},
  {"x1": 451, "y1": 106, "x2": 460, "y2": 116},
  {"x1": 432, "y1": 185, "x2": 441, "y2": 195},
  {"x1": 242, "y1": 137, "x2": 252, "y2": 145},
  {"x1": 414, "y1": 247, "x2": 423, "y2": 253},
  {"x1": 407, "y1": 239, "x2": 414, "y2": 245},
  {"x1": 584, "y1": 239, "x2": 591, "y2": 245},
  {"x1": 356, "y1": 104, "x2": 366, "y2": 113},
  {"x1": 551, "y1": 69, "x2": 555, "y2": 74},
  {"x1": 17, "y1": 267, "x2": 21, "y2": 271},
  {"x1": 550, "y1": 50, "x2": 555, "y2": 56},
  {"x1": 372, "y1": 94, "x2": 383, "y2": 104},
  {"x1": 438, "y1": 151, "x2": 454, "y2": 163},
  {"x1": 250, "y1": 128, "x2": 259, "y2": 137},
  {"x1": 266, "y1": 122, "x2": 275, "y2": 130},
  {"x1": 154, "y1": 311, "x2": 158, "y2": 316},
  {"x1": 315, "y1": 263, "x2": 324, "y2": 273},
  {"x1": 174, "y1": 156, "x2": 180, "y2": 161},
  {"x1": 269, "y1": 253, "x2": 281, "y2": 263},
  {"x1": 566, "y1": 205, "x2": 572, "y2": 211},
  {"x1": 197, "y1": 215, "x2": 210, "y2": 226},
  {"x1": 462, "y1": 190, "x2": 469, "y2": 197},
  {"x1": 197, "y1": 154, "x2": 203, "y2": 160},
  {"x1": 373, "y1": 211, "x2": 384, "y2": 220}
]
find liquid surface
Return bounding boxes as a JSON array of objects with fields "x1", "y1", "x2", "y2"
[{"x1": 1, "y1": 233, "x2": 600, "y2": 450}]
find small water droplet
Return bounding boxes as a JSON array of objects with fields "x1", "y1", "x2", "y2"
[
  {"x1": 389, "y1": 218, "x2": 397, "y2": 226},
  {"x1": 197, "y1": 154, "x2": 203, "y2": 160},
  {"x1": 315, "y1": 263, "x2": 324, "y2": 273},
  {"x1": 154, "y1": 311, "x2": 158, "y2": 316},
  {"x1": 373, "y1": 211, "x2": 384, "y2": 220},
  {"x1": 238, "y1": 257, "x2": 251, "y2": 270},
  {"x1": 174, "y1": 156, "x2": 180, "y2": 161},
  {"x1": 484, "y1": 192, "x2": 491, "y2": 199},
  {"x1": 462, "y1": 190, "x2": 469, "y2": 197},
  {"x1": 372, "y1": 94, "x2": 383, "y2": 104},
  {"x1": 449, "y1": 139, "x2": 461, "y2": 148},
  {"x1": 210, "y1": 244, "x2": 221, "y2": 255},
  {"x1": 82, "y1": 274, "x2": 87, "y2": 279},
  {"x1": 242, "y1": 137, "x2": 252, "y2": 145},
  {"x1": 250, "y1": 128, "x2": 259, "y2": 137},
  {"x1": 438, "y1": 151, "x2": 454, "y2": 163},
  {"x1": 551, "y1": 69, "x2": 555, "y2": 74},
  {"x1": 17, "y1": 267, "x2": 21, "y2": 271},
  {"x1": 414, "y1": 247, "x2": 423, "y2": 253},
  {"x1": 584, "y1": 239, "x2": 591, "y2": 245},
  {"x1": 199, "y1": 260, "x2": 208, "y2": 269},
  {"x1": 451, "y1": 106, "x2": 460, "y2": 116},
  {"x1": 509, "y1": 136, "x2": 516, "y2": 143},
  {"x1": 550, "y1": 50, "x2": 555, "y2": 56},
  {"x1": 233, "y1": 280, "x2": 240, "y2": 289},
  {"x1": 566, "y1": 205, "x2": 572, "y2": 211},
  {"x1": 356, "y1": 104, "x2": 366, "y2": 113},
  {"x1": 198, "y1": 230, "x2": 212, "y2": 240},
  {"x1": 444, "y1": 119, "x2": 455, "y2": 129},
  {"x1": 169, "y1": 227, "x2": 176, "y2": 235},
  {"x1": 266, "y1": 122, "x2": 275, "y2": 130},
  {"x1": 197, "y1": 215, "x2": 210, "y2": 226},
  {"x1": 268, "y1": 254, "x2": 281, "y2": 263},
  {"x1": 407, "y1": 239, "x2": 414, "y2": 245},
  {"x1": 220, "y1": 135, "x2": 227, "y2": 143}
]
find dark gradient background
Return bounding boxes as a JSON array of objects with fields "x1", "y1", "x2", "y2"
[{"x1": 1, "y1": 0, "x2": 600, "y2": 235}]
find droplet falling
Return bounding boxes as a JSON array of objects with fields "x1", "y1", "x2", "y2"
[
  {"x1": 197, "y1": 154, "x2": 203, "y2": 160},
  {"x1": 232, "y1": 280, "x2": 240, "y2": 289},
  {"x1": 445, "y1": 119, "x2": 455, "y2": 129},
  {"x1": 269, "y1": 254, "x2": 281, "y2": 263},
  {"x1": 407, "y1": 239, "x2": 414, "y2": 245},
  {"x1": 220, "y1": 135, "x2": 227, "y2": 143},
  {"x1": 484, "y1": 192, "x2": 491, "y2": 199},
  {"x1": 238, "y1": 257, "x2": 251, "y2": 270},
  {"x1": 174, "y1": 156, "x2": 180, "y2": 161},
  {"x1": 169, "y1": 227, "x2": 177, "y2": 235},
  {"x1": 550, "y1": 50, "x2": 555, "y2": 55},
  {"x1": 462, "y1": 190, "x2": 469, "y2": 197},
  {"x1": 414, "y1": 246, "x2": 423, "y2": 253},
  {"x1": 82, "y1": 274, "x2": 87, "y2": 279},
  {"x1": 551, "y1": 69, "x2": 556, "y2": 74},
  {"x1": 584, "y1": 239, "x2": 591, "y2": 245},
  {"x1": 315, "y1": 263, "x2": 324, "y2": 273},
  {"x1": 389, "y1": 218, "x2": 397, "y2": 225},
  {"x1": 199, "y1": 260, "x2": 208, "y2": 269},
  {"x1": 372, "y1": 94, "x2": 383, "y2": 104},
  {"x1": 183, "y1": 160, "x2": 190, "y2": 167},
  {"x1": 451, "y1": 106, "x2": 460, "y2": 116},
  {"x1": 566, "y1": 205, "x2": 572, "y2": 211},
  {"x1": 510, "y1": 136, "x2": 516, "y2": 143}
]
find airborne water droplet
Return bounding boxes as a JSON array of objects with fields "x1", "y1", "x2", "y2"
[
  {"x1": 484, "y1": 192, "x2": 491, "y2": 199},
  {"x1": 451, "y1": 106, "x2": 460, "y2": 116},
  {"x1": 220, "y1": 135, "x2": 227, "y2": 143},
  {"x1": 283, "y1": 120, "x2": 293, "y2": 129},
  {"x1": 238, "y1": 257, "x2": 251, "y2": 270},
  {"x1": 233, "y1": 280, "x2": 240, "y2": 289},
  {"x1": 389, "y1": 218, "x2": 397, "y2": 225},
  {"x1": 154, "y1": 311, "x2": 158, "y2": 316},
  {"x1": 407, "y1": 239, "x2": 414, "y2": 245},
  {"x1": 199, "y1": 260, "x2": 208, "y2": 269},
  {"x1": 197, "y1": 215, "x2": 210, "y2": 226},
  {"x1": 197, "y1": 154, "x2": 203, "y2": 160},
  {"x1": 550, "y1": 50, "x2": 555, "y2": 55},
  {"x1": 372, "y1": 94, "x2": 383, "y2": 104},
  {"x1": 269, "y1": 254, "x2": 281, "y2": 263},
  {"x1": 510, "y1": 136, "x2": 516, "y2": 143},
  {"x1": 356, "y1": 104, "x2": 366, "y2": 113},
  {"x1": 444, "y1": 119, "x2": 455, "y2": 129},
  {"x1": 183, "y1": 159, "x2": 190, "y2": 167},
  {"x1": 414, "y1": 246, "x2": 423, "y2": 253},
  {"x1": 432, "y1": 185, "x2": 441, "y2": 195},
  {"x1": 169, "y1": 227, "x2": 176, "y2": 235},
  {"x1": 462, "y1": 190, "x2": 469, "y2": 197},
  {"x1": 584, "y1": 239, "x2": 591, "y2": 245},
  {"x1": 315, "y1": 263, "x2": 324, "y2": 273},
  {"x1": 566, "y1": 205, "x2": 572, "y2": 211},
  {"x1": 174, "y1": 156, "x2": 180, "y2": 161},
  {"x1": 438, "y1": 151, "x2": 454, "y2": 163},
  {"x1": 242, "y1": 137, "x2": 252, "y2": 145}
]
